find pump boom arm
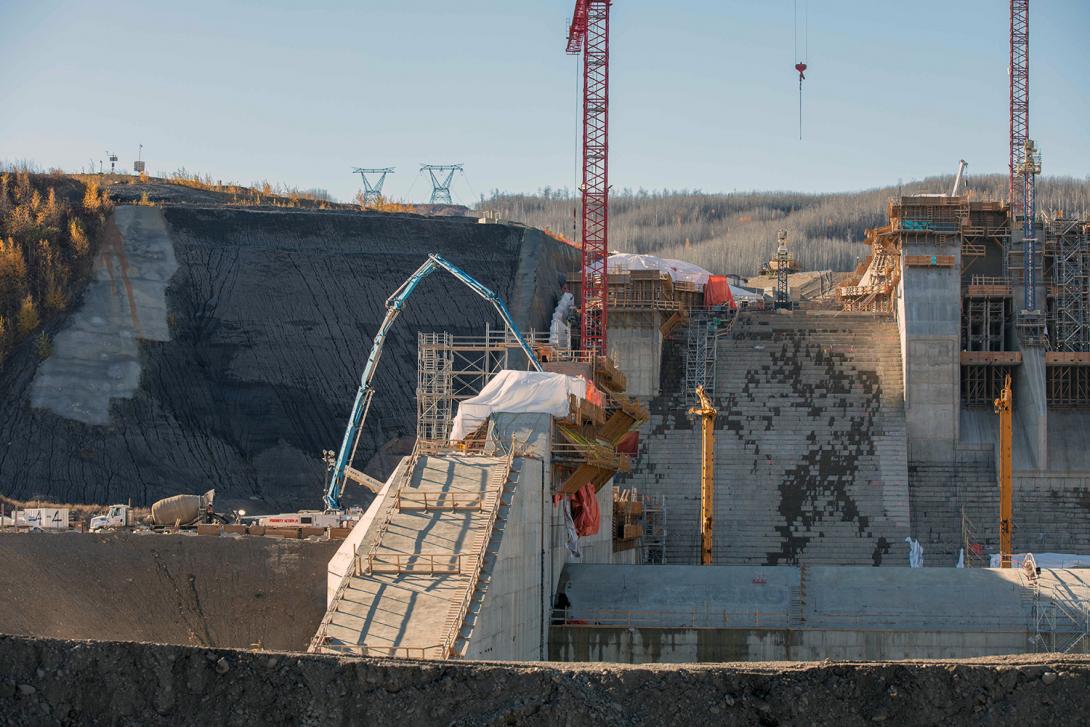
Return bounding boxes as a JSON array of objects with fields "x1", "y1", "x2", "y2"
[{"x1": 323, "y1": 253, "x2": 543, "y2": 510}]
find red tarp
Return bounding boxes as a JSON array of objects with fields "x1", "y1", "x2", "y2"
[
  {"x1": 615, "y1": 430, "x2": 639, "y2": 456},
  {"x1": 570, "y1": 483, "x2": 601, "y2": 536},
  {"x1": 704, "y1": 275, "x2": 735, "y2": 309}
]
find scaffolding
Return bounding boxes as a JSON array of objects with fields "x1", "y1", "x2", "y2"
[
  {"x1": 961, "y1": 364, "x2": 1013, "y2": 407},
  {"x1": 684, "y1": 311, "x2": 717, "y2": 403},
  {"x1": 641, "y1": 494, "x2": 667, "y2": 564},
  {"x1": 417, "y1": 327, "x2": 548, "y2": 444},
  {"x1": 1049, "y1": 220, "x2": 1090, "y2": 353}
]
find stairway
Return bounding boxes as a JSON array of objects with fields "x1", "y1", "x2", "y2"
[
  {"x1": 621, "y1": 311, "x2": 910, "y2": 566},
  {"x1": 310, "y1": 451, "x2": 515, "y2": 658}
]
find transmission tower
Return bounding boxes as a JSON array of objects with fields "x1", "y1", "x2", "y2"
[
  {"x1": 566, "y1": 0, "x2": 612, "y2": 357},
  {"x1": 420, "y1": 164, "x2": 463, "y2": 205},
  {"x1": 353, "y1": 167, "x2": 394, "y2": 207}
]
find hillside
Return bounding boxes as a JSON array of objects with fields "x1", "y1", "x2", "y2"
[
  {"x1": 485, "y1": 174, "x2": 1090, "y2": 276},
  {"x1": 0, "y1": 184, "x2": 575, "y2": 512}
]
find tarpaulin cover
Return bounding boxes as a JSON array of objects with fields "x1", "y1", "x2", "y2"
[
  {"x1": 704, "y1": 275, "x2": 736, "y2": 308},
  {"x1": 570, "y1": 483, "x2": 601, "y2": 536},
  {"x1": 615, "y1": 430, "x2": 639, "y2": 456},
  {"x1": 450, "y1": 370, "x2": 586, "y2": 441},
  {"x1": 608, "y1": 253, "x2": 713, "y2": 286}
]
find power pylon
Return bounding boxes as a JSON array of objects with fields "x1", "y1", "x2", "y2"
[
  {"x1": 353, "y1": 167, "x2": 395, "y2": 207},
  {"x1": 420, "y1": 164, "x2": 463, "y2": 205}
]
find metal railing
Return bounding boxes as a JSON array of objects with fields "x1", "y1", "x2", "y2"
[
  {"x1": 359, "y1": 552, "x2": 474, "y2": 576},
  {"x1": 396, "y1": 490, "x2": 486, "y2": 512}
]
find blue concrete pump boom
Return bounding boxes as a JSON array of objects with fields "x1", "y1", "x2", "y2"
[{"x1": 323, "y1": 253, "x2": 544, "y2": 510}]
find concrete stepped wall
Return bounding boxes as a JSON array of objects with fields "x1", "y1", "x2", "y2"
[{"x1": 620, "y1": 311, "x2": 910, "y2": 566}]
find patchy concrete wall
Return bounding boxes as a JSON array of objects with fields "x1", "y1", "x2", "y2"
[
  {"x1": 3, "y1": 635, "x2": 1090, "y2": 726},
  {"x1": 0, "y1": 533, "x2": 335, "y2": 652}
]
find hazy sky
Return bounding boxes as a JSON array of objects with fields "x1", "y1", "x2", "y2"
[{"x1": 2, "y1": 0, "x2": 1088, "y2": 203}]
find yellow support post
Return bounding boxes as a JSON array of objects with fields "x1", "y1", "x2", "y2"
[
  {"x1": 993, "y1": 374, "x2": 1013, "y2": 568},
  {"x1": 689, "y1": 386, "x2": 718, "y2": 565}
]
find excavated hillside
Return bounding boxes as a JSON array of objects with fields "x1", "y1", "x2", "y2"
[{"x1": 0, "y1": 190, "x2": 576, "y2": 512}]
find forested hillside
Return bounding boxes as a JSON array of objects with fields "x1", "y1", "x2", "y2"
[{"x1": 485, "y1": 174, "x2": 1090, "y2": 276}]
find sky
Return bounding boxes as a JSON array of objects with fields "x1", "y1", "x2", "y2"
[{"x1": 1, "y1": 0, "x2": 1088, "y2": 204}]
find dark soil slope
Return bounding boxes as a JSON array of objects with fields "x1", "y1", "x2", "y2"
[{"x1": 0, "y1": 201, "x2": 576, "y2": 511}]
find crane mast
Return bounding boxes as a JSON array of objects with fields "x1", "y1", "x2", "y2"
[
  {"x1": 566, "y1": 0, "x2": 612, "y2": 357},
  {"x1": 689, "y1": 386, "x2": 718, "y2": 566}
]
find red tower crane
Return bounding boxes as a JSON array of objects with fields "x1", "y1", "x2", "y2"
[
  {"x1": 1009, "y1": 0, "x2": 1029, "y2": 220},
  {"x1": 566, "y1": 0, "x2": 611, "y2": 356}
]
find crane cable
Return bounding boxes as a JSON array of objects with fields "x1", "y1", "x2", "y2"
[{"x1": 794, "y1": 0, "x2": 809, "y2": 140}]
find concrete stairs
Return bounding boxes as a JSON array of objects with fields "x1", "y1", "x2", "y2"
[
  {"x1": 310, "y1": 452, "x2": 514, "y2": 658},
  {"x1": 621, "y1": 311, "x2": 910, "y2": 566}
]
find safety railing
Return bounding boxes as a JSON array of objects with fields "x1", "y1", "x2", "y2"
[
  {"x1": 358, "y1": 551, "x2": 475, "y2": 576},
  {"x1": 396, "y1": 490, "x2": 486, "y2": 512}
]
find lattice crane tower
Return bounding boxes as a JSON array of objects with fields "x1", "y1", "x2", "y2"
[{"x1": 566, "y1": 0, "x2": 612, "y2": 356}]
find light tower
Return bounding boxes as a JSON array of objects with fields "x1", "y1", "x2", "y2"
[
  {"x1": 420, "y1": 164, "x2": 463, "y2": 205},
  {"x1": 566, "y1": 0, "x2": 612, "y2": 357},
  {"x1": 775, "y1": 230, "x2": 791, "y2": 309},
  {"x1": 352, "y1": 167, "x2": 395, "y2": 207}
]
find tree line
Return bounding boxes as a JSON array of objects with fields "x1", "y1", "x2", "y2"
[{"x1": 485, "y1": 174, "x2": 1090, "y2": 277}]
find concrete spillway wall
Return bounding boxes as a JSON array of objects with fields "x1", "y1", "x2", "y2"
[
  {"x1": 0, "y1": 532, "x2": 336, "y2": 652},
  {"x1": 0, "y1": 204, "x2": 577, "y2": 511}
]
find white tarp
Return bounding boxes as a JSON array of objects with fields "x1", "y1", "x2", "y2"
[
  {"x1": 450, "y1": 370, "x2": 587, "y2": 441},
  {"x1": 608, "y1": 253, "x2": 713, "y2": 287},
  {"x1": 729, "y1": 284, "x2": 765, "y2": 303},
  {"x1": 989, "y1": 552, "x2": 1090, "y2": 569},
  {"x1": 905, "y1": 537, "x2": 924, "y2": 568}
]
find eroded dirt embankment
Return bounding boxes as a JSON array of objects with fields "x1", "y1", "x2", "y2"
[
  {"x1": 0, "y1": 202, "x2": 576, "y2": 512},
  {"x1": 0, "y1": 533, "x2": 335, "y2": 652},
  {"x1": 1, "y1": 635, "x2": 1088, "y2": 726}
]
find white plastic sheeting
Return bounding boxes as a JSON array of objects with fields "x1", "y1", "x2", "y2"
[
  {"x1": 989, "y1": 553, "x2": 1090, "y2": 569},
  {"x1": 450, "y1": 370, "x2": 586, "y2": 441},
  {"x1": 905, "y1": 537, "x2": 924, "y2": 568},
  {"x1": 608, "y1": 253, "x2": 713, "y2": 286},
  {"x1": 549, "y1": 291, "x2": 575, "y2": 348}
]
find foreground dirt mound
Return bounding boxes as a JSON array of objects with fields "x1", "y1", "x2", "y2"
[
  {"x1": 0, "y1": 636, "x2": 1088, "y2": 726},
  {"x1": 0, "y1": 533, "x2": 335, "y2": 651}
]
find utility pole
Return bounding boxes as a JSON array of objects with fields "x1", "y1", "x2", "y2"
[
  {"x1": 420, "y1": 164, "x2": 463, "y2": 205},
  {"x1": 689, "y1": 385, "x2": 718, "y2": 565},
  {"x1": 994, "y1": 374, "x2": 1013, "y2": 568},
  {"x1": 566, "y1": 0, "x2": 612, "y2": 357},
  {"x1": 353, "y1": 167, "x2": 395, "y2": 207}
]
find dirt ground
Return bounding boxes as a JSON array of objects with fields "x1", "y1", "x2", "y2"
[
  {"x1": 1, "y1": 635, "x2": 1088, "y2": 726},
  {"x1": 0, "y1": 532, "x2": 336, "y2": 652}
]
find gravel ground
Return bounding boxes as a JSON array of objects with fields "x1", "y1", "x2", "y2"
[{"x1": 1, "y1": 635, "x2": 1089, "y2": 726}]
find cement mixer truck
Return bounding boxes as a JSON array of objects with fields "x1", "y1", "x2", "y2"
[{"x1": 90, "y1": 490, "x2": 223, "y2": 531}]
